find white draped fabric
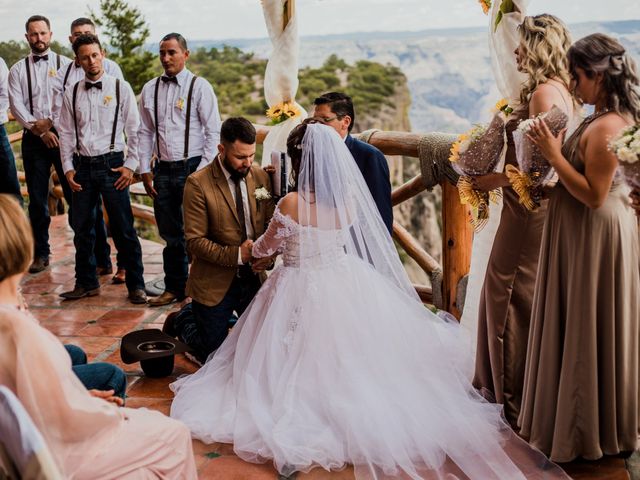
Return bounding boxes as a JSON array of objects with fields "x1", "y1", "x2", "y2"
[
  {"x1": 459, "y1": 0, "x2": 530, "y2": 349},
  {"x1": 261, "y1": 0, "x2": 307, "y2": 166}
]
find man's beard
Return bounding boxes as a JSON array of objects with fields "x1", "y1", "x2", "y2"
[
  {"x1": 221, "y1": 154, "x2": 249, "y2": 181},
  {"x1": 30, "y1": 40, "x2": 49, "y2": 54}
]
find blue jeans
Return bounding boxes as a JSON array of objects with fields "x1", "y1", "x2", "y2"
[
  {"x1": 0, "y1": 124, "x2": 22, "y2": 204},
  {"x1": 21, "y1": 129, "x2": 112, "y2": 264},
  {"x1": 176, "y1": 269, "x2": 262, "y2": 362},
  {"x1": 153, "y1": 156, "x2": 200, "y2": 297},
  {"x1": 71, "y1": 151, "x2": 144, "y2": 292},
  {"x1": 65, "y1": 344, "x2": 126, "y2": 399}
]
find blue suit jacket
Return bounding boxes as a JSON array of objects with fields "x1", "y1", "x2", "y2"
[{"x1": 345, "y1": 134, "x2": 393, "y2": 234}]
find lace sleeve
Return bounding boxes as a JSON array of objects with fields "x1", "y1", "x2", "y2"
[{"x1": 252, "y1": 207, "x2": 298, "y2": 258}]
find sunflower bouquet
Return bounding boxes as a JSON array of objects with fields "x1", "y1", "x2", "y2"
[
  {"x1": 450, "y1": 113, "x2": 506, "y2": 230},
  {"x1": 610, "y1": 124, "x2": 640, "y2": 189},
  {"x1": 266, "y1": 101, "x2": 301, "y2": 126},
  {"x1": 508, "y1": 106, "x2": 569, "y2": 210}
]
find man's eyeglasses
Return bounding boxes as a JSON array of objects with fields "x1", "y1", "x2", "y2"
[{"x1": 315, "y1": 116, "x2": 340, "y2": 124}]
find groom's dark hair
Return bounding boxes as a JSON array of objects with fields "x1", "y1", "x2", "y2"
[
  {"x1": 313, "y1": 92, "x2": 355, "y2": 132},
  {"x1": 220, "y1": 117, "x2": 256, "y2": 145}
]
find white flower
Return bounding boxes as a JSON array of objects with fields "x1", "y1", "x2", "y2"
[
  {"x1": 630, "y1": 139, "x2": 640, "y2": 151},
  {"x1": 517, "y1": 111, "x2": 549, "y2": 133},
  {"x1": 254, "y1": 187, "x2": 271, "y2": 201},
  {"x1": 617, "y1": 147, "x2": 639, "y2": 164},
  {"x1": 633, "y1": 129, "x2": 640, "y2": 141}
]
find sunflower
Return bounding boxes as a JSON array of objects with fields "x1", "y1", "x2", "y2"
[{"x1": 479, "y1": 0, "x2": 491, "y2": 15}]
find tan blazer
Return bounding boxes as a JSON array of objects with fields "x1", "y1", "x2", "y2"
[{"x1": 184, "y1": 158, "x2": 275, "y2": 306}]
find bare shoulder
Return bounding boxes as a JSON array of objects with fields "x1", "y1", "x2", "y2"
[
  {"x1": 530, "y1": 82, "x2": 570, "y2": 115},
  {"x1": 587, "y1": 112, "x2": 629, "y2": 141},
  {"x1": 278, "y1": 192, "x2": 299, "y2": 218}
]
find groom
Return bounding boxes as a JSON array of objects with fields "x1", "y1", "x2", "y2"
[{"x1": 166, "y1": 117, "x2": 275, "y2": 363}]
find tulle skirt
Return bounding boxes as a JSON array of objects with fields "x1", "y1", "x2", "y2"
[{"x1": 170, "y1": 256, "x2": 568, "y2": 479}]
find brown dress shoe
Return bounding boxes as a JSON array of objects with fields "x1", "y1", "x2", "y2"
[
  {"x1": 28, "y1": 257, "x2": 50, "y2": 274},
  {"x1": 96, "y1": 265, "x2": 114, "y2": 276},
  {"x1": 60, "y1": 286, "x2": 100, "y2": 300},
  {"x1": 148, "y1": 291, "x2": 178, "y2": 307},
  {"x1": 128, "y1": 289, "x2": 148, "y2": 304},
  {"x1": 112, "y1": 268, "x2": 126, "y2": 284}
]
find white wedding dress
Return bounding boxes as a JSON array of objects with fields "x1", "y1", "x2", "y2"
[{"x1": 170, "y1": 124, "x2": 567, "y2": 480}]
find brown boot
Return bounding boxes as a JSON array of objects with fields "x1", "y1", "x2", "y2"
[
  {"x1": 28, "y1": 257, "x2": 49, "y2": 274},
  {"x1": 148, "y1": 291, "x2": 179, "y2": 307}
]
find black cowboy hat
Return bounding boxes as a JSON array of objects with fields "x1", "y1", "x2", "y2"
[{"x1": 120, "y1": 329, "x2": 191, "y2": 378}]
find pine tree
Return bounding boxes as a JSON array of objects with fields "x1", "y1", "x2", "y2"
[{"x1": 90, "y1": 0, "x2": 156, "y2": 93}]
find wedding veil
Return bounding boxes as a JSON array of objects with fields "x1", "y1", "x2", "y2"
[{"x1": 294, "y1": 123, "x2": 418, "y2": 302}]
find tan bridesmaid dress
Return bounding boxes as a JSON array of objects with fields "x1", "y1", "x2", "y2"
[
  {"x1": 473, "y1": 104, "x2": 549, "y2": 426},
  {"x1": 518, "y1": 112, "x2": 640, "y2": 462}
]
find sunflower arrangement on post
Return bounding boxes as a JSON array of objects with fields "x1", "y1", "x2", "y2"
[{"x1": 260, "y1": 0, "x2": 306, "y2": 166}]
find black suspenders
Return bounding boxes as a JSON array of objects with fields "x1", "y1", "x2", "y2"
[
  {"x1": 154, "y1": 75, "x2": 198, "y2": 161},
  {"x1": 25, "y1": 53, "x2": 62, "y2": 115},
  {"x1": 62, "y1": 63, "x2": 74, "y2": 92},
  {"x1": 72, "y1": 78, "x2": 121, "y2": 153},
  {"x1": 24, "y1": 57, "x2": 33, "y2": 115}
]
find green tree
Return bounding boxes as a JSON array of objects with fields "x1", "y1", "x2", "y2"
[
  {"x1": 90, "y1": 0, "x2": 156, "y2": 93},
  {"x1": 0, "y1": 40, "x2": 71, "y2": 69}
]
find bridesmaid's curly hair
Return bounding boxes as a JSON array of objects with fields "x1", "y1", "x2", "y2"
[
  {"x1": 518, "y1": 14, "x2": 573, "y2": 105},
  {"x1": 568, "y1": 33, "x2": 640, "y2": 122}
]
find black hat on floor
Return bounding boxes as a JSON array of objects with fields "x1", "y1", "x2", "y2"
[{"x1": 120, "y1": 329, "x2": 190, "y2": 378}]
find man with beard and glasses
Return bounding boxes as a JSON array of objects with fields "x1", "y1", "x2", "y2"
[
  {"x1": 57, "y1": 34, "x2": 146, "y2": 304},
  {"x1": 51, "y1": 17, "x2": 127, "y2": 284},
  {"x1": 139, "y1": 32, "x2": 221, "y2": 307},
  {"x1": 8, "y1": 15, "x2": 72, "y2": 273},
  {"x1": 163, "y1": 117, "x2": 274, "y2": 364}
]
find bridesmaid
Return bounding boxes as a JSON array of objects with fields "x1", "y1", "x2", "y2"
[
  {"x1": 471, "y1": 14, "x2": 574, "y2": 426},
  {"x1": 520, "y1": 33, "x2": 640, "y2": 462}
]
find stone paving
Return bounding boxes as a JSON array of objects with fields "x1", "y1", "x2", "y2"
[{"x1": 23, "y1": 215, "x2": 630, "y2": 479}]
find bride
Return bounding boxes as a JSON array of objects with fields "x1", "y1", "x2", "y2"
[{"x1": 170, "y1": 122, "x2": 568, "y2": 479}]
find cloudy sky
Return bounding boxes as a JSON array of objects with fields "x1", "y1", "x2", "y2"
[{"x1": 0, "y1": 0, "x2": 637, "y2": 43}]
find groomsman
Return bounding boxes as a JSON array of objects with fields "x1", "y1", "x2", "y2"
[
  {"x1": 0, "y1": 56, "x2": 21, "y2": 202},
  {"x1": 51, "y1": 16, "x2": 126, "y2": 282},
  {"x1": 58, "y1": 34, "x2": 146, "y2": 304},
  {"x1": 138, "y1": 32, "x2": 221, "y2": 306},
  {"x1": 8, "y1": 15, "x2": 72, "y2": 273}
]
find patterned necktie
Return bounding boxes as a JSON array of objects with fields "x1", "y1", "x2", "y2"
[{"x1": 233, "y1": 177, "x2": 248, "y2": 242}]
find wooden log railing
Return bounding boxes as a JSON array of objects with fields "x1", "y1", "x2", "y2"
[{"x1": 7, "y1": 118, "x2": 473, "y2": 318}]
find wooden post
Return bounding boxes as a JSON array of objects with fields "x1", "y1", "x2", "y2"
[{"x1": 441, "y1": 182, "x2": 473, "y2": 319}]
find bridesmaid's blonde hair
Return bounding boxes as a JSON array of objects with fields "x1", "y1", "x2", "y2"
[
  {"x1": 0, "y1": 195, "x2": 33, "y2": 281},
  {"x1": 518, "y1": 14, "x2": 573, "y2": 104}
]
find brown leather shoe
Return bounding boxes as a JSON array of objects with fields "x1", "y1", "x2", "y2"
[
  {"x1": 112, "y1": 268, "x2": 126, "y2": 284},
  {"x1": 128, "y1": 289, "x2": 148, "y2": 304},
  {"x1": 59, "y1": 286, "x2": 100, "y2": 300},
  {"x1": 96, "y1": 265, "x2": 114, "y2": 276},
  {"x1": 148, "y1": 291, "x2": 179, "y2": 307},
  {"x1": 28, "y1": 257, "x2": 49, "y2": 274}
]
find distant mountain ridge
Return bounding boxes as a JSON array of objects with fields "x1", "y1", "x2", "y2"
[{"x1": 178, "y1": 19, "x2": 640, "y2": 134}]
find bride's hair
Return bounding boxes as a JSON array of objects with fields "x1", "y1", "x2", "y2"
[
  {"x1": 568, "y1": 33, "x2": 640, "y2": 122},
  {"x1": 286, "y1": 120, "x2": 316, "y2": 192},
  {"x1": 518, "y1": 14, "x2": 572, "y2": 104}
]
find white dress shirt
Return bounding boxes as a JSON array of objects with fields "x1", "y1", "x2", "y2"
[
  {"x1": 219, "y1": 156, "x2": 254, "y2": 265},
  {"x1": 58, "y1": 73, "x2": 140, "y2": 174},
  {"x1": 51, "y1": 58, "x2": 123, "y2": 128},
  {"x1": 138, "y1": 67, "x2": 221, "y2": 174},
  {"x1": 8, "y1": 51, "x2": 71, "y2": 129},
  {"x1": 0, "y1": 57, "x2": 9, "y2": 125}
]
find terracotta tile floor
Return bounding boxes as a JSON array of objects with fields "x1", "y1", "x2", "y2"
[{"x1": 23, "y1": 215, "x2": 631, "y2": 480}]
